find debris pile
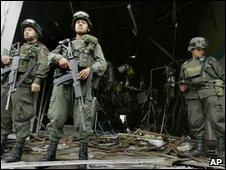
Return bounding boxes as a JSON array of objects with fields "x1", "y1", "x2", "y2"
[{"x1": 1, "y1": 128, "x2": 224, "y2": 169}]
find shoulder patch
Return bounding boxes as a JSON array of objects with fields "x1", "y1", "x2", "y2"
[
  {"x1": 208, "y1": 56, "x2": 217, "y2": 62},
  {"x1": 42, "y1": 47, "x2": 49, "y2": 56}
]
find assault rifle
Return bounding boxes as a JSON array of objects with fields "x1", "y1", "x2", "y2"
[
  {"x1": 53, "y1": 39, "x2": 86, "y2": 131},
  {"x1": 176, "y1": 79, "x2": 225, "y2": 87},
  {"x1": 5, "y1": 42, "x2": 20, "y2": 110}
]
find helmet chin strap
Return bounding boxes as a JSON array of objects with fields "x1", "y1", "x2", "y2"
[
  {"x1": 74, "y1": 28, "x2": 89, "y2": 34},
  {"x1": 24, "y1": 34, "x2": 38, "y2": 43}
]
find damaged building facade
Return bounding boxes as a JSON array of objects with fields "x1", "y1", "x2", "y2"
[{"x1": 1, "y1": 1, "x2": 225, "y2": 169}]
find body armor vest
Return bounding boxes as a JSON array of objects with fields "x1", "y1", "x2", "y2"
[
  {"x1": 54, "y1": 39, "x2": 95, "y2": 79},
  {"x1": 17, "y1": 43, "x2": 41, "y2": 84},
  {"x1": 183, "y1": 58, "x2": 202, "y2": 79},
  {"x1": 71, "y1": 39, "x2": 94, "y2": 68},
  {"x1": 182, "y1": 58, "x2": 207, "y2": 85}
]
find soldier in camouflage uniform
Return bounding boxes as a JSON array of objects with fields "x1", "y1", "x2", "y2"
[
  {"x1": 40, "y1": 11, "x2": 107, "y2": 164},
  {"x1": 1, "y1": 19, "x2": 49, "y2": 162},
  {"x1": 179, "y1": 37, "x2": 225, "y2": 162}
]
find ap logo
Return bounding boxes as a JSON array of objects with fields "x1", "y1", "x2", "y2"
[{"x1": 209, "y1": 159, "x2": 223, "y2": 166}]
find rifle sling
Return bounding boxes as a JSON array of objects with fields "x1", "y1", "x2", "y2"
[
  {"x1": 15, "y1": 60, "x2": 37, "y2": 88},
  {"x1": 54, "y1": 73, "x2": 72, "y2": 86}
]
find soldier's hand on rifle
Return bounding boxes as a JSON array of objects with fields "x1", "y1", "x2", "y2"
[
  {"x1": 31, "y1": 83, "x2": 41, "y2": 92},
  {"x1": 78, "y1": 68, "x2": 90, "y2": 80},
  {"x1": 58, "y1": 57, "x2": 69, "y2": 69},
  {"x1": 179, "y1": 84, "x2": 188, "y2": 92},
  {"x1": 1, "y1": 55, "x2": 13, "y2": 65}
]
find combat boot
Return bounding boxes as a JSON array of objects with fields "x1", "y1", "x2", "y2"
[
  {"x1": 78, "y1": 141, "x2": 88, "y2": 169},
  {"x1": 188, "y1": 137, "x2": 206, "y2": 157},
  {"x1": 1, "y1": 134, "x2": 8, "y2": 156},
  {"x1": 5, "y1": 138, "x2": 25, "y2": 163},
  {"x1": 40, "y1": 140, "x2": 59, "y2": 161},
  {"x1": 217, "y1": 137, "x2": 225, "y2": 164}
]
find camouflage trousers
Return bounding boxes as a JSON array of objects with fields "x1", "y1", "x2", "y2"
[
  {"x1": 1, "y1": 84, "x2": 36, "y2": 139},
  {"x1": 186, "y1": 95, "x2": 225, "y2": 139},
  {"x1": 47, "y1": 80, "x2": 94, "y2": 143}
]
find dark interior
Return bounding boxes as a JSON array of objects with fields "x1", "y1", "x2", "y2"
[
  {"x1": 12, "y1": 1, "x2": 220, "y2": 135},
  {"x1": 14, "y1": 1, "x2": 209, "y2": 75}
]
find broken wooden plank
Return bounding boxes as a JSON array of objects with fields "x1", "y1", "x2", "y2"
[
  {"x1": 1, "y1": 158, "x2": 167, "y2": 169},
  {"x1": 163, "y1": 139, "x2": 183, "y2": 154},
  {"x1": 117, "y1": 133, "x2": 164, "y2": 141},
  {"x1": 137, "y1": 129, "x2": 191, "y2": 142}
]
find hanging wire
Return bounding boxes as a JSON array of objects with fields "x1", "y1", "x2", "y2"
[
  {"x1": 172, "y1": 1, "x2": 177, "y2": 59},
  {"x1": 69, "y1": 1, "x2": 74, "y2": 16}
]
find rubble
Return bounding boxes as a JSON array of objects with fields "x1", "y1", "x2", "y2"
[{"x1": 1, "y1": 128, "x2": 224, "y2": 169}]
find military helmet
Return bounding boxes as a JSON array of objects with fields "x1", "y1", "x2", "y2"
[
  {"x1": 21, "y1": 19, "x2": 42, "y2": 37},
  {"x1": 71, "y1": 11, "x2": 92, "y2": 30},
  {"x1": 188, "y1": 37, "x2": 209, "y2": 51}
]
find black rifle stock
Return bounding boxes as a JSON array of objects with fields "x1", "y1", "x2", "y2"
[
  {"x1": 5, "y1": 42, "x2": 20, "y2": 110},
  {"x1": 55, "y1": 39, "x2": 86, "y2": 131}
]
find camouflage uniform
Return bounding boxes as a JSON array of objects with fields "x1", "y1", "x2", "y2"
[
  {"x1": 179, "y1": 37, "x2": 225, "y2": 161},
  {"x1": 47, "y1": 37, "x2": 106, "y2": 142},
  {"x1": 1, "y1": 42, "x2": 49, "y2": 137},
  {"x1": 41, "y1": 11, "x2": 107, "y2": 163},
  {"x1": 1, "y1": 19, "x2": 49, "y2": 162}
]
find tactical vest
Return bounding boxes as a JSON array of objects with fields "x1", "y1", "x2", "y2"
[
  {"x1": 182, "y1": 58, "x2": 204, "y2": 84},
  {"x1": 183, "y1": 58, "x2": 202, "y2": 78},
  {"x1": 54, "y1": 39, "x2": 96, "y2": 78},
  {"x1": 182, "y1": 56, "x2": 223, "y2": 85},
  {"x1": 17, "y1": 43, "x2": 42, "y2": 84},
  {"x1": 71, "y1": 39, "x2": 95, "y2": 68}
]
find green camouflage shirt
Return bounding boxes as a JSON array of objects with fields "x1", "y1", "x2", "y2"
[{"x1": 18, "y1": 42, "x2": 49, "y2": 85}]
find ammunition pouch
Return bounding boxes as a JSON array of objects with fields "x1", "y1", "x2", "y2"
[
  {"x1": 18, "y1": 57, "x2": 29, "y2": 73},
  {"x1": 80, "y1": 53, "x2": 92, "y2": 68},
  {"x1": 17, "y1": 56, "x2": 37, "y2": 85},
  {"x1": 214, "y1": 79, "x2": 224, "y2": 96},
  {"x1": 18, "y1": 44, "x2": 38, "y2": 73},
  {"x1": 69, "y1": 37, "x2": 97, "y2": 69},
  {"x1": 73, "y1": 50, "x2": 93, "y2": 68}
]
